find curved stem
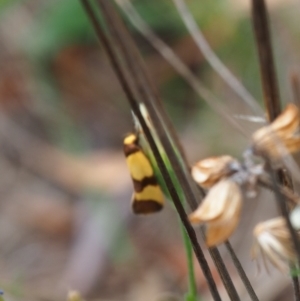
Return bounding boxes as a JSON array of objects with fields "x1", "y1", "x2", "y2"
[
  {"x1": 181, "y1": 224, "x2": 198, "y2": 301},
  {"x1": 115, "y1": 0, "x2": 254, "y2": 139},
  {"x1": 81, "y1": 1, "x2": 222, "y2": 299}
]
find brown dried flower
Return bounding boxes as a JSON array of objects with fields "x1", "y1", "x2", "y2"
[
  {"x1": 252, "y1": 103, "x2": 300, "y2": 159},
  {"x1": 252, "y1": 217, "x2": 298, "y2": 272},
  {"x1": 189, "y1": 179, "x2": 242, "y2": 247},
  {"x1": 191, "y1": 155, "x2": 240, "y2": 189}
]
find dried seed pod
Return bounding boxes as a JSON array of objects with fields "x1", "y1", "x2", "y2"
[
  {"x1": 189, "y1": 179, "x2": 242, "y2": 246},
  {"x1": 252, "y1": 217, "x2": 298, "y2": 272},
  {"x1": 252, "y1": 103, "x2": 300, "y2": 159},
  {"x1": 192, "y1": 156, "x2": 240, "y2": 189}
]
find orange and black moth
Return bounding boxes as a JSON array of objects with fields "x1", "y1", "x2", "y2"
[{"x1": 123, "y1": 133, "x2": 165, "y2": 214}]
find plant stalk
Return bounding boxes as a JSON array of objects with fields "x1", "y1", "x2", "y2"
[
  {"x1": 181, "y1": 224, "x2": 198, "y2": 301},
  {"x1": 80, "y1": 1, "x2": 222, "y2": 299}
]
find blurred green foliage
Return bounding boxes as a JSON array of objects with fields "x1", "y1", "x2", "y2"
[
  {"x1": 24, "y1": 0, "x2": 94, "y2": 60},
  {"x1": 218, "y1": 17, "x2": 263, "y2": 103},
  {"x1": 133, "y1": 0, "x2": 230, "y2": 38},
  {"x1": 0, "y1": 0, "x2": 21, "y2": 14}
]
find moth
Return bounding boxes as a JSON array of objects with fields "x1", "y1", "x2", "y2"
[{"x1": 123, "y1": 133, "x2": 165, "y2": 214}]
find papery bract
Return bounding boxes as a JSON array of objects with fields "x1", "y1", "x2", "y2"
[
  {"x1": 189, "y1": 179, "x2": 242, "y2": 246},
  {"x1": 252, "y1": 104, "x2": 300, "y2": 159},
  {"x1": 252, "y1": 217, "x2": 298, "y2": 272},
  {"x1": 192, "y1": 155, "x2": 240, "y2": 189}
]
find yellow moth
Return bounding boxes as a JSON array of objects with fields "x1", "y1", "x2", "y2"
[{"x1": 123, "y1": 133, "x2": 164, "y2": 214}]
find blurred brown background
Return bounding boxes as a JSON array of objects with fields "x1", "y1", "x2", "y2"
[{"x1": 0, "y1": 0, "x2": 299, "y2": 300}]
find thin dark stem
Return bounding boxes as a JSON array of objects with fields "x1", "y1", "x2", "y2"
[
  {"x1": 252, "y1": 1, "x2": 300, "y2": 299},
  {"x1": 258, "y1": 177, "x2": 300, "y2": 205},
  {"x1": 80, "y1": 1, "x2": 222, "y2": 300},
  {"x1": 96, "y1": 2, "x2": 245, "y2": 299},
  {"x1": 251, "y1": 0, "x2": 281, "y2": 121},
  {"x1": 104, "y1": 2, "x2": 189, "y2": 170},
  {"x1": 225, "y1": 241, "x2": 259, "y2": 301},
  {"x1": 267, "y1": 158, "x2": 300, "y2": 301},
  {"x1": 96, "y1": 0, "x2": 202, "y2": 209},
  {"x1": 293, "y1": 275, "x2": 300, "y2": 301},
  {"x1": 117, "y1": 0, "x2": 257, "y2": 300},
  {"x1": 82, "y1": 1, "x2": 252, "y2": 299},
  {"x1": 267, "y1": 161, "x2": 300, "y2": 269},
  {"x1": 292, "y1": 276, "x2": 300, "y2": 301},
  {"x1": 270, "y1": 167, "x2": 300, "y2": 301},
  {"x1": 208, "y1": 245, "x2": 241, "y2": 301}
]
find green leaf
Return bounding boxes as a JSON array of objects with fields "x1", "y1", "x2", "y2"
[{"x1": 290, "y1": 266, "x2": 300, "y2": 277}]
